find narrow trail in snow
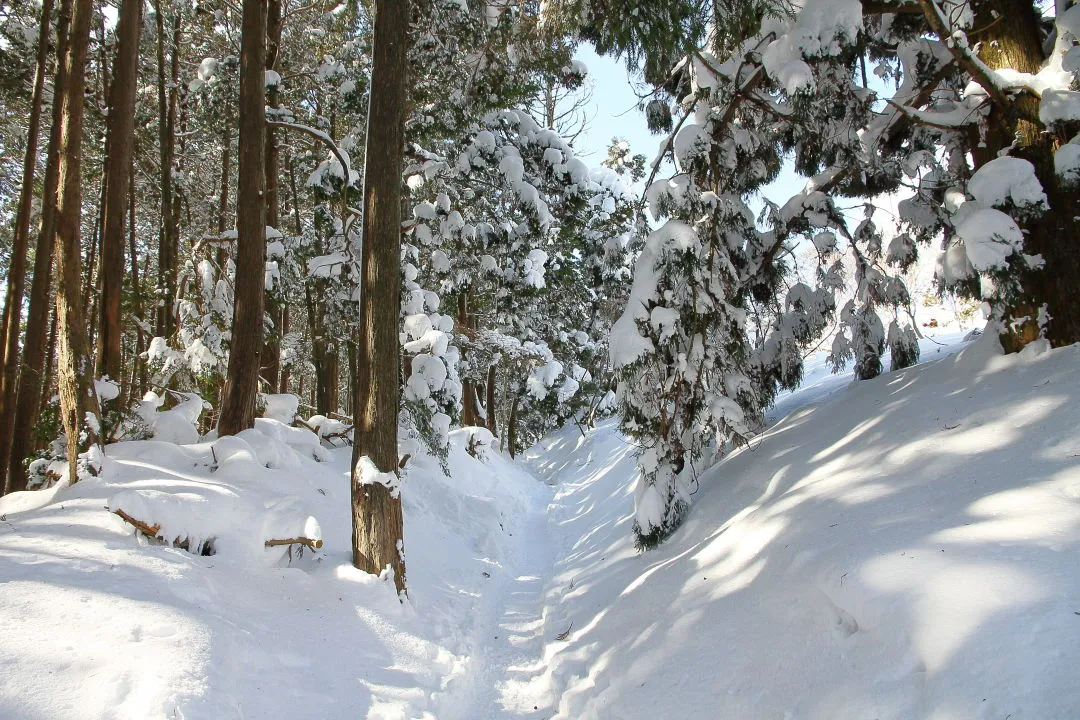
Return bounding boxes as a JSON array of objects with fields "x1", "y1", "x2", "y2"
[
  {"x1": 467, "y1": 489, "x2": 557, "y2": 719},
  {"x1": 442, "y1": 455, "x2": 565, "y2": 720}
]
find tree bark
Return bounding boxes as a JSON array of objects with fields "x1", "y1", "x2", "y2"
[
  {"x1": 154, "y1": 2, "x2": 177, "y2": 339},
  {"x1": 485, "y1": 363, "x2": 497, "y2": 435},
  {"x1": 218, "y1": 0, "x2": 267, "y2": 436},
  {"x1": 457, "y1": 292, "x2": 479, "y2": 426},
  {"x1": 53, "y1": 0, "x2": 101, "y2": 479},
  {"x1": 280, "y1": 160, "x2": 304, "y2": 394},
  {"x1": 261, "y1": 0, "x2": 283, "y2": 390},
  {"x1": 0, "y1": 0, "x2": 54, "y2": 494},
  {"x1": 352, "y1": 0, "x2": 408, "y2": 595},
  {"x1": 7, "y1": 0, "x2": 70, "y2": 493},
  {"x1": 507, "y1": 393, "x2": 519, "y2": 459},
  {"x1": 97, "y1": 0, "x2": 143, "y2": 383},
  {"x1": 968, "y1": 0, "x2": 1079, "y2": 350}
]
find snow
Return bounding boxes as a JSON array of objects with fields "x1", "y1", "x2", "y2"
[
  {"x1": 955, "y1": 207, "x2": 1024, "y2": 271},
  {"x1": 967, "y1": 156, "x2": 1047, "y2": 211},
  {"x1": 1039, "y1": 89, "x2": 1080, "y2": 125},
  {"x1": 1055, "y1": 139, "x2": 1080, "y2": 184},
  {"x1": 0, "y1": 427, "x2": 550, "y2": 719},
  {"x1": 261, "y1": 392, "x2": 299, "y2": 424},
  {"x1": 3, "y1": 332, "x2": 1078, "y2": 719},
  {"x1": 523, "y1": 331, "x2": 1080, "y2": 719}
]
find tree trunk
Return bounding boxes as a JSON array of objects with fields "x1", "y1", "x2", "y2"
[
  {"x1": 5, "y1": 0, "x2": 69, "y2": 489},
  {"x1": 485, "y1": 363, "x2": 497, "y2": 435},
  {"x1": 315, "y1": 342, "x2": 338, "y2": 415},
  {"x1": 97, "y1": 0, "x2": 142, "y2": 383},
  {"x1": 261, "y1": 0, "x2": 283, "y2": 390},
  {"x1": 966, "y1": 0, "x2": 1079, "y2": 350},
  {"x1": 457, "y1": 292, "x2": 479, "y2": 426},
  {"x1": 507, "y1": 393, "x2": 519, "y2": 459},
  {"x1": 352, "y1": 0, "x2": 408, "y2": 595},
  {"x1": 154, "y1": 2, "x2": 177, "y2": 339},
  {"x1": 0, "y1": 0, "x2": 54, "y2": 494},
  {"x1": 306, "y1": 283, "x2": 336, "y2": 415},
  {"x1": 218, "y1": 0, "x2": 266, "y2": 436},
  {"x1": 278, "y1": 305, "x2": 291, "y2": 393},
  {"x1": 130, "y1": 157, "x2": 150, "y2": 403},
  {"x1": 53, "y1": 0, "x2": 101, "y2": 479},
  {"x1": 280, "y1": 160, "x2": 304, "y2": 395}
]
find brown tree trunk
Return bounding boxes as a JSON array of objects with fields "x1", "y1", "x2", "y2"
[
  {"x1": 965, "y1": 0, "x2": 1079, "y2": 350},
  {"x1": 97, "y1": 0, "x2": 143, "y2": 383},
  {"x1": 53, "y1": 0, "x2": 102, "y2": 479},
  {"x1": 0, "y1": 0, "x2": 54, "y2": 494},
  {"x1": 485, "y1": 363, "x2": 497, "y2": 435},
  {"x1": 218, "y1": 0, "x2": 266, "y2": 436},
  {"x1": 507, "y1": 394, "x2": 519, "y2": 459},
  {"x1": 457, "y1": 292, "x2": 479, "y2": 426},
  {"x1": 261, "y1": 0, "x2": 283, "y2": 390},
  {"x1": 316, "y1": 343, "x2": 338, "y2": 415},
  {"x1": 127, "y1": 154, "x2": 149, "y2": 406},
  {"x1": 40, "y1": 310, "x2": 59, "y2": 421},
  {"x1": 280, "y1": 160, "x2": 304, "y2": 395},
  {"x1": 278, "y1": 305, "x2": 291, "y2": 393},
  {"x1": 352, "y1": 0, "x2": 408, "y2": 595},
  {"x1": 4, "y1": 0, "x2": 71, "y2": 495},
  {"x1": 154, "y1": 2, "x2": 177, "y2": 339},
  {"x1": 305, "y1": 283, "x2": 335, "y2": 415}
]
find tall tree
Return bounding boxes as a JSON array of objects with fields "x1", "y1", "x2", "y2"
[
  {"x1": 218, "y1": 0, "x2": 267, "y2": 436},
  {"x1": 261, "y1": 0, "x2": 283, "y2": 391},
  {"x1": 97, "y1": 0, "x2": 143, "y2": 382},
  {"x1": 351, "y1": 0, "x2": 409, "y2": 595},
  {"x1": 53, "y1": 0, "x2": 101, "y2": 479},
  {"x1": 153, "y1": 2, "x2": 179, "y2": 339},
  {"x1": 4, "y1": 0, "x2": 73, "y2": 495},
  {"x1": 0, "y1": 0, "x2": 54, "y2": 493}
]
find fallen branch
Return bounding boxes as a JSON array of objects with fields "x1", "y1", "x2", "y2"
[
  {"x1": 113, "y1": 508, "x2": 162, "y2": 538},
  {"x1": 112, "y1": 508, "x2": 322, "y2": 552},
  {"x1": 265, "y1": 536, "x2": 324, "y2": 550}
]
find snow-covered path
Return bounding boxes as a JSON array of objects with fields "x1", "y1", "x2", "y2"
[{"x1": 474, "y1": 501, "x2": 557, "y2": 718}]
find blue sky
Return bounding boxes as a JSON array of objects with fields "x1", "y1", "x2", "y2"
[{"x1": 572, "y1": 45, "x2": 806, "y2": 218}]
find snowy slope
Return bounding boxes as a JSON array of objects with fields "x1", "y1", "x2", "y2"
[
  {"x1": 0, "y1": 428, "x2": 550, "y2": 720},
  {"x1": 525, "y1": 334, "x2": 1080, "y2": 720}
]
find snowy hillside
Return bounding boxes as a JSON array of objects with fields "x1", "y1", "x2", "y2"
[
  {"x1": 1, "y1": 332, "x2": 1078, "y2": 719},
  {"x1": 525, "y1": 333, "x2": 1080, "y2": 719}
]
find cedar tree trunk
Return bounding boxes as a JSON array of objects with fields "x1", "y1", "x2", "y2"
[
  {"x1": 218, "y1": 0, "x2": 267, "y2": 436},
  {"x1": 97, "y1": 0, "x2": 143, "y2": 382},
  {"x1": 352, "y1": 0, "x2": 408, "y2": 595},
  {"x1": 4, "y1": 0, "x2": 73, "y2": 495},
  {"x1": 54, "y1": 0, "x2": 102, "y2": 479},
  {"x1": 0, "y1": 0, "x2": 53, "y2": 493}
]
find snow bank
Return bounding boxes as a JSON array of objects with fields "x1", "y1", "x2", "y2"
[{"x1": 525, "y1": 337, "x2": 1080, "y2": 720}]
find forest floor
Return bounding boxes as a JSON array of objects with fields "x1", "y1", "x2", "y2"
[{"x1": 2, "y1": 328, "x2": 1079, "y2": 719}]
